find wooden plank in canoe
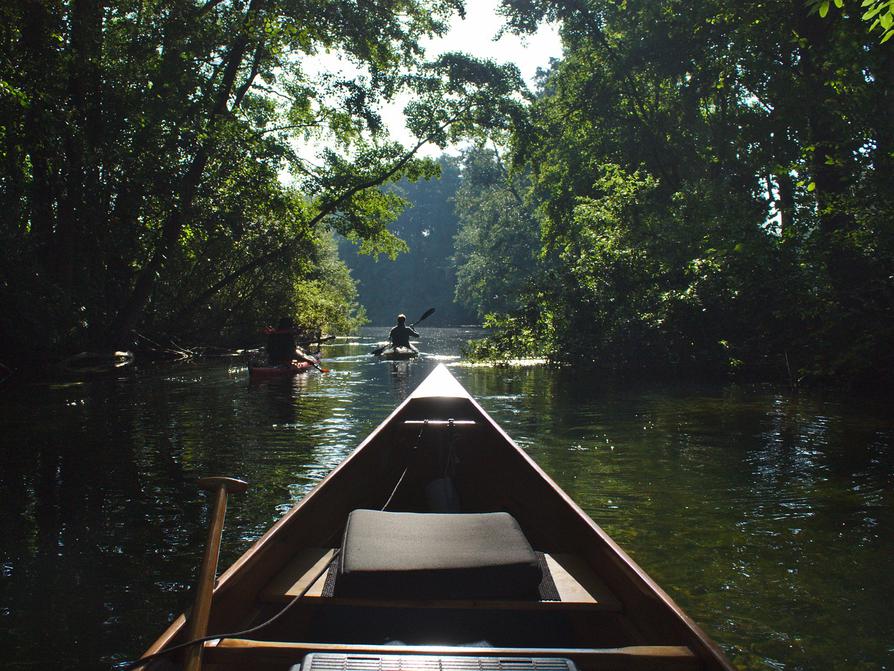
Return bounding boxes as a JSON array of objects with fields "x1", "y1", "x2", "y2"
[
  {"x1": 546, "y1": 553, "x2": 622, "y2": 610},
  {"x1": 259, "y1": 549, "x2": 622, "y2": 612},
  {"x1": 259, "y1": 547, "x2": 335, "y2": 601}
]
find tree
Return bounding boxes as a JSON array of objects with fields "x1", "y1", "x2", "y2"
[
  {"x1": 808, "y1": 0, "x2": 894, "y2": 43},
  {"x1": 452, "y1": 145, "x2": 542, "y2": 320},
  {"x1": 0, "y1": 1, "x2": 525, "y2": 362},
  {"x1": 472, "y1": 0, "x2": 894, "y2": 383}
]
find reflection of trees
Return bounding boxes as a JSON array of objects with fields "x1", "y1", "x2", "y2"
[
  {"x1": 0, "y1": 377, "x2": 193, "y2": 669},
  {"x1": 0, "y1": 361, "x2": 346, "y2": 668}
]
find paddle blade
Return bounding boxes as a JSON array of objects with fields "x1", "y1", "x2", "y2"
[{"x1": 413, "y1": 307, "x2": 435, "y2": 326}]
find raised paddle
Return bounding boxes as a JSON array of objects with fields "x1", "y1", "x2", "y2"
[
  {"x1": 372, "y1": 307, "x2": 435, "y2": 355},
  {"x1": 182, "y1": 476, "x2": 248, "y2": 671}
]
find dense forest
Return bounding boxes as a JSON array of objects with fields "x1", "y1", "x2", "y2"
[
  {"x1": 0, "y1": 0, "x2": 522, "y2": 364},
  {"x1": 2, "y1": 0, "x2": 893, "y2": 386},
  {"x1": 448, "y1": 0, "x2": 894, "y2": 387}
]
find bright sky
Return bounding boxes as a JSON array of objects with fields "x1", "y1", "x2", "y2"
[
  {"x1": 296, "y1": 1, "x2": 562, "y2": 159},
  {"x1": 423, "y1": 2, "x2": 562, "y2": 87},
  {"x1": 393, "y1": 1, "x2": 563, "y2": 152}
]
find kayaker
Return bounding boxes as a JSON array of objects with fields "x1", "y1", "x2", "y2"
[
  {"x1": 388, "y1": 313, "x2": 419, "y2": 350},
  {"x1": 267, "y1": 317, "x2": 314, "y2": 365}
]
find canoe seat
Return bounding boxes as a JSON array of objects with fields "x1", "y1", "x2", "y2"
[{"x1": 335, "y1": 510, "x2": 543, "y2": 600}]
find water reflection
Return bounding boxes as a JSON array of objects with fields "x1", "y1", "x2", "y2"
[{"x1": 0, "y1": 329, "x2": 891, "y2": 671}]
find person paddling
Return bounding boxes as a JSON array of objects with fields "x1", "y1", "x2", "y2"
[
  {"x1": 388, "y1": 313, "x2": 420, "y2": 352},
  {"x1": 371, "y1": 308, "x2": 435, "y2": 356},
  {"x1": 267, "y1": 317, "x2": 315, "y2": 366}
]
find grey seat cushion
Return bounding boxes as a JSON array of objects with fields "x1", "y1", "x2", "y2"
[{"x1": 335, "y1": 509, "x2": 542, "y2": 600}]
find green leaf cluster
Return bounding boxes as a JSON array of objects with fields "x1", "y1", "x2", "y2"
[
  {"x1": 454, "y1": 0, "x2": 894, "y2": 386},
  {"x1": 808, "y1": 0, "x2": 894, "y2": 43},
  {"x1": 0, "y1": 0, "x2": 524, "y2": 362},
  {"x1": 339, "y1": 156, "x2": 478, "y2": 326}
]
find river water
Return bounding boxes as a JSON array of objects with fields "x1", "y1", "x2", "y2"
[{"x1": 0, "y1": 327, "x2": 891, "y2": 670}]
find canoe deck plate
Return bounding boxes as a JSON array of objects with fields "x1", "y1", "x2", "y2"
[{"x1": 298, "y1": 654, "x2": 578, "y2": 671}]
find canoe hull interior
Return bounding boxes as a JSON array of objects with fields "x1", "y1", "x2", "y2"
[{"x1": 140, "y1": 365, "x2": 736, "y2": 671}]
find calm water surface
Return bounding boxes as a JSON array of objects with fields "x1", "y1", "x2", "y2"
[{"x1": 0, "y1": 327, "x2": 891, "y2": 670}]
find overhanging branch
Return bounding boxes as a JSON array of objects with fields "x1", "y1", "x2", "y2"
[{"x1": 172, "y1": 116, "x2": 461, "y2": 321}]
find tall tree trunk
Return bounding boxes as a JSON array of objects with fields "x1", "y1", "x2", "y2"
[
  {"x1": 19, "y1": 0, "x2": 59, "y2": 250},
  {"x1": 795, "y1": 6, "x2": 856, "y2": 290},
  {"x1": 108, "y1": 0, "x2": 265, "y2": 345},
  {"x1": 59, "y1": 0, "x2": 104, "y2": 298},
  {"x1": 775, "y1": 171, "x2": 795, "y2": 238}
]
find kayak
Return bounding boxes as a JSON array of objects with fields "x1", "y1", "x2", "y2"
[
  {"x1": 248, "y1": 357, "x2": 319, "y2": 377},
  {"x1": 138, "y1": 364, "x2": 736, "y2": 671},
  {"x1": 372, "y1": 345, "x2": 418, "y2": 359}
]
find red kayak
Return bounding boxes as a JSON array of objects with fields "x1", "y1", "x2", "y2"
[{"x1": 248, "y1": 357, "x2": 320, "y2": 378}]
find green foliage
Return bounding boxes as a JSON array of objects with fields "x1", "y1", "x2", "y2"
[
  {"x1": 453, "y1": 0, "x2": 894, "y2": 385},
  {"x1": 292, "y1": 233, "x2": 368, "y2": 336},
  {"x1": 0, "y1": 0, "x2": 525, "y2": 362},
  {"x1": 808, "y1": 0, "x2": 894, "y2": 42},
  {"x1": 462, "y1": 312, "x2": 552, "y2": 361},
  {"x1": 452, "y1": 146, "x2": 543, "y2": 319}
]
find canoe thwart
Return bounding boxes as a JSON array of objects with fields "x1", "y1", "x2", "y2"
[
  {"x1": 403, "y1": 420, "x2": 478, "y2": 426},
  {"x1": 196, "y1": 476, "x2": 249, "y2": 494},
  {"x1": 261, "y1": 548, "x2": 337, "y2": 601},
  {"x1": 260, "y1": 547, "x2": 621, "y2": 612},
  {"x1": 545, "y1": 554, "x2": 622, "y2": 610}
]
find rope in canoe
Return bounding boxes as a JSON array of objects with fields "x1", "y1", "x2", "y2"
[
  {"x1": 117, "y1": 547, "x2": 341, "y2": 670},
  {"x1": 118, "y1": 428, "x2": 421, "y2": 670}
]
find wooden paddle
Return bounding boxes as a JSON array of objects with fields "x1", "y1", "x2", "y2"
[
  {"x1": 183, "y1": 477, "x2": 248, "y2": 671},
  {"x1": 372, "y1": 307, "x2": 435, "y2": 356},
  {"x1": 300, "y1": 353, "x2": 330, "y2": 374},
  {"x1": 299, "y1": 334, "x2": 333, "y2": 373}
]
